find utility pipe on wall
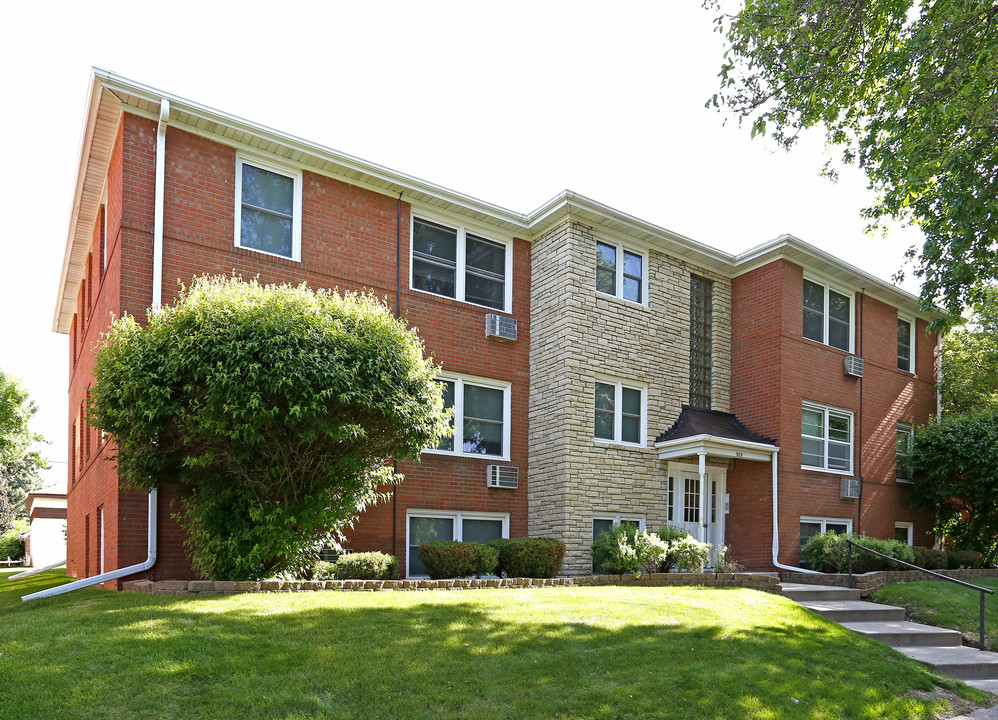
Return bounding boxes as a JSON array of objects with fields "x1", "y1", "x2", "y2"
[
  {"x1": 152, "y1": 98, "x2": 170, "y2": 309},
  {"x1": 22, "y1": 490, "x2": 158, "y2": 601},
  {"x1": 770, "y1": 448, "x2": 819, "y2": 574}
]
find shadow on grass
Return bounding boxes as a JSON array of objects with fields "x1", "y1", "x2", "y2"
[{"x1": 0, "y1": 585, "x2": 976, "y2": 720}]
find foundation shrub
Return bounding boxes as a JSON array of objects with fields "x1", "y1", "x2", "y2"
[
  {"x1": 312, "y1": 561, "x2": 336, "y2": 580},
  {"x1": 419, "y1": 541, "x2": 498, "y2": 579},
  {"x1": 488, "y1": 537, "x2": 566, "y2": 578},
  {"x1": 948, "y1": 550, "x2": 984, "y2": 569},
  {"x1": 801, "y1": 531, "x2": 916, "y2": 573},
  {"x1": 671, "y1": 534, "x2": 713, "y2": 573},
  {"x1": 334, "y1": 552, "x2": 399, "y2": 580},
  {"x1": 655, "y1": 524, "x2": 690, "y2": 572},
  {"x1": 592, "y1": 524, "x2": 669, "y2": 577},
  {"x1": 913, "y1": 546, "x2": 948, "y2": 570}
]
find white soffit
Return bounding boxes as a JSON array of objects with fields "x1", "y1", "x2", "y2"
[{"x1": 52, "y1": 82, "x2": 122, "y2": 333}]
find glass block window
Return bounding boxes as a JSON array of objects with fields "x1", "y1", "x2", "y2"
[{"x1": 689, "y1": 275, "x2": 713, "y2": 408}]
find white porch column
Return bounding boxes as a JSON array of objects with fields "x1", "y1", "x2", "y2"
[{"x1": 698, "y1": 452, "x2": 707, "y2": 543}]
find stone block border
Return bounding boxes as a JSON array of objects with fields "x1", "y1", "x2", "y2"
[
  {"x1": 781, "y1": 568, "x2": 998, "y2": 598},
  {"x1": 122, "y1": 572, "x2": 781, "y2": 596}
]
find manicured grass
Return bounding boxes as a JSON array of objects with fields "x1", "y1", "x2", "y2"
[
  {"x1": 874, "y1": 578, "x2": 998, "y2": 649},
  {"x1": 0, "y1": 566, "x2": 72, "y2": 603},
  {"x1": 0, "y1": 574, "x2": 987, "y2": 719}
]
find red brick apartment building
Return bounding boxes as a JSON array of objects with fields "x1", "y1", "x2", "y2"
[{"x1": 52, "y1": 71, "x2": 937, "y2": 587}]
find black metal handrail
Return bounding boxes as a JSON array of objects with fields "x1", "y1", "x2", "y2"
[{"x1": 846, "y1": 539, "x2": 995, "y2": 650}]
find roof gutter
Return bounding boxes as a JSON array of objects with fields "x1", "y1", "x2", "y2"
[{"x1": 22, "y1": 489, "x2": 158, "y2": 601}]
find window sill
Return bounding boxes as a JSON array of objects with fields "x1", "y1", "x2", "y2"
[
  {"x1": 594, "y1": 438, "x2": 648, "y2": 451},
  {"x1": 800, "y1": 465, "x2": 853, "y2": 476},
  {"x1": 595, "y1": 291, "x2": 650, "y2": 312},
  {"x1": 801, "y1": 337, "x2": 853, "y2": 355},
  {"x1": 233, "y1": 241, "x2": 301, "y2": 264},
  {"x1": 896, "y1": 478, "x2": 914, "y2": 485},
  {"x1": 421, "y1": 448, "x2": 510, "y2": 463},
  {"x1": 409, "y1": 286, "x2": 510, "y2": 314}
]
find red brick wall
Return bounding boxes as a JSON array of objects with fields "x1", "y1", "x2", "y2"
[
  {"x1": 730, "y1": 259, "x2": 937, "y2": 570},
  {"x1": 68, "y1": 113, "x2": 529, "y2": 582}
]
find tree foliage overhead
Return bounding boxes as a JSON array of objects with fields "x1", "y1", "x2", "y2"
[
  {"x1": 940, "y1": 284, "x2": 998, "y2": 414},
  {"x1": 706, "y1": 0, "x2": 998, "y2": 321},
  {"x1": 908, "y1": 410, "x2": 998, "y2": 564},
  {"x1": 90, "y1": 276, "x2": 450, "y2": 580}
]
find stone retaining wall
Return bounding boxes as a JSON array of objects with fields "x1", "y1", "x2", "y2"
[
  {"x1": 122, "y1": 572, "x2": 781, "y2": 596},
  {"x1": 782, "y1": 569, "x2": 998, "y2": 598}
]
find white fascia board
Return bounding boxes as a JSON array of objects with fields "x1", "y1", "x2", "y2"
[
  {"x1": 93, "y1": 69, "x2": 531, "y2": 233},
  {"x1": 733, "y1": 234, "x2": 940, "y2": 321},
  {"x1": 525, "y1": 190, "x2": 736, "y2": 274},
  {"x1": 655, "y1": 434, "x2": 778, "y2": 462}
]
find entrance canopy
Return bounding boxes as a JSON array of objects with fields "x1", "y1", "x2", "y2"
[{"x1": 655, "y1": 406, "x2": 779, "y2": 462}]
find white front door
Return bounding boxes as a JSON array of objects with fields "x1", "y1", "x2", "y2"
[{"x1": 676, "y1": 470, "x2": 726, "y2": 565}]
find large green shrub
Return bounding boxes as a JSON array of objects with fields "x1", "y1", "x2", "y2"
[
  {"x1": 334, "y1": 551, "x2": 399, "y2": 580},
  {"x1": 488, "y1": 537, "x2": 566, "y2": 578},
  {"x1": 948, "y1": 550, "x2": 984, "y2": 569},
  {"x1": 90, "y1": 277, "x2": 450, "y2": 581},
  {"x1": 0, "y1": 519, "x2": 27, "y2": 560},
  {"x1": 801, "y1": 531, "x2": 917, "y2": 573},
  {"x1": 591, "y1": 524, "x2": 670, "y2": 577},
  {"x1": 655, "y1": 524, "x2": 690, "y2": 572},
  {"x1": 913, "y1": 546, "x2": 948, "y2": 571},
  {"x1": 670, "y1": 534, "x2": 713, "y2": 573},
  {"x1": 419, "y1": 541, "x2": 499, "y2": 579}
]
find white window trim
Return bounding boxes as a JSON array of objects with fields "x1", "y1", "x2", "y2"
[
  {"x1": 801, "y1": 401, "x2": 854, "y2": 475},
  {"x1": 409, "y1": 215, "x2": 513, "y2": 313},
  {"x1": 423, "y1": 373, "x2": 512, "y2": 461},
  {"x1": 594, "y1": 376, "x2": 648, "y2": 448},
  {"x1": 898, "y1": 314, "x2": 916, "y2": 373},
  {"x1": 803, "y1": 274, "x2": 855, "y2": 353},
  {"x1": 800, "y1": 516, "x2": 853, "y2": 534},
  {"x1": 895, "y1": 521, "x2": 914, "y2": 546},
  {"x1": 595, "y1": 239, "x2": 649, "y2": 307},
  {"x1": 896, "y1": 422, "x2": 914, "y2": 483},
  {"x1": 406, "y1": 509, "x2": 510, "y2": 578},
  {"x1": 234, "y1": 154, "x2": 303, "y2": 262},
  {"x1": 593, "y1": 514, "x2": 647, "y2": 535}
]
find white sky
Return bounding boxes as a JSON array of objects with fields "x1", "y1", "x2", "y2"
[{"x1": 0, "y1": 1, "x2": 925, "y2": 491}]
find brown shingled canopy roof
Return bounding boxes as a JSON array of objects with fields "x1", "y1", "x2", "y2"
[{"x1": 655, "y1": 406, "x2": 777, "y2": 446}]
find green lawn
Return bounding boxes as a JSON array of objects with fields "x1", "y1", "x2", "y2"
[
  {"x1": 0, "y1": 569, "x2": 988, "y2": 719},
  {"x1": 874, "y1": 577, "x2": 998, "y2": 649}
]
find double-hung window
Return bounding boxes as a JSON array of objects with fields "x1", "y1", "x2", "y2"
[
  {"x1": 803, "y1": 278, "x2": 852, "y2": 351},
  {"x1": 411, "y1": 217, "x2": 510, "y2": 311},
  {"x1": 428, "y1": 375, "x2": 510, "y2": 460},
  {"x1": 407, "y1": 511, "x2": 509, "y2": 577},
  {"x1": 896, "y1": 423, "x2": 914, "y2": 482},
  {"x1": 801, "y1": 403, "x2": 853, "y2": 473},
  {"x1": 596, "y1": 241, "x2": 645, "y2": 304},
  {"x1": 594, "y1": 378, "x2": 646, "y2": 446},
  {"x1": 800, "y1": 517, "x2": 852, "y2": 549},
  {"x1": 235, "y1": 157, "x2": 302, "y2": 260},
  {"x1": 897, "y1": 316, "x2": 915, "y2": 372}
]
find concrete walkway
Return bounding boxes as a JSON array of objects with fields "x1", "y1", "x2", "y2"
[{"x1": 782, "y1": 582, "x2": 998, "y2": 716}]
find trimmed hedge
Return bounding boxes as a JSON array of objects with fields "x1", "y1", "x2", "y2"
[
  {"x1": 948, "y1": 550, "x2": 984, "y2": 569},
  {"x1": 419, "y1": 541, "x2": 498, "y2": 579},
  {"x1": 312, "y1": 552, "x2": 399, "y2": 580},
  {"x1": 800, "y1": 531, "x2": 916, "y2": 573},
  {"x1": 913, "y1": 546, "x2": 948, "y2": 570},
  {"x1": 488, "y1": 537, "x2": 566, "y2": 578}
]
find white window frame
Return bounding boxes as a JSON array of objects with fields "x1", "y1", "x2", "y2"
[
  {"x1": 592, "y1": 514, "x2": 646, "y2": 539},
  {"x1": 897, "y1": 314, "x2": 916, "y2": 373},
  {"x1": 234, "y1": 154, "x2": 303, "y2": 262},
  {"x1": 800, "y1": 516, "x2": 853, "y2": 538},
  {"x1": 801, "y1": 402, "x2": 854, "y2": 475},
  {"x1": 595, "y1": 239, "x2": 648, "y2": 307},
  {"x1": 409, "y1": 215, "x2": 513, "y2": 312},
  {"x1": 802, "y1": 274, "x2": 854, "y2": 353},
  {"x1": 896, "y1": 422, "x2": 914, "y2": 483},
  {"x1": 895, "y1": 521, "x2": 914, "y2": 546},
  {"x1": 406, "y1": 510, "x2": 510, "y2": 578},
  {"x1": 593, "y1": 376, "x2": 648, "y2": 448},
  {"x1": 424, "y1": 373, "x2": 512, "y2": 461}
]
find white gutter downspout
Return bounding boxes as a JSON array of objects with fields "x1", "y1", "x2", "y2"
[
  {"x1": 152, "y1": 98, "x2": 169, "y2": 309},
  {"x1": 23, "y1": 97, "x2": 170, "y2": 603},
  {"x1": 9, "y1": 559, "x2": 67, "y2": 580},
  {"x1": 22, "y1": 490, "x2": 158, "y2": 601},
  {"x1": 770, "y1": 448, "x2": 819, "y2": 575}
]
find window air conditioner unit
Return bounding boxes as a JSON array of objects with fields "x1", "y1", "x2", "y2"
[
  {"x1": 485, "y1": 313, "x2": 517, "y2": 341},
  {"x1": 487, "y1": 465, "x2": 519, "y2": 489},
  {"x1": 843, "y1": 356, "x2": 864, "y2": 378},
  {"x1": 841, "y1": 477, "x2": 861, "y2": 499}
]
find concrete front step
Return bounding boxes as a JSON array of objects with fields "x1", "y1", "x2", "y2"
[
  {"x1": 799, "y1": 599, "x2": 906, "y2": 623},
  {"x1": 897, "y1": 646, "x2": 998, "y2": 679},
  {"x1": 781, "y1": 582, "x2": 861, "y2": 602},
  {"x1": 839, "y1": 620, "x2": 964, "y2": 648}
]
